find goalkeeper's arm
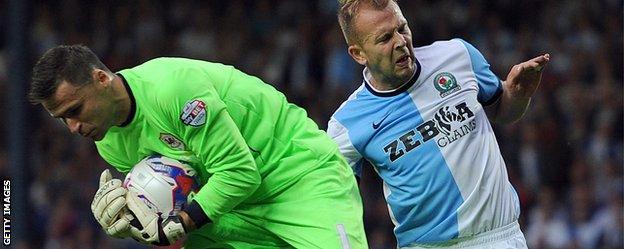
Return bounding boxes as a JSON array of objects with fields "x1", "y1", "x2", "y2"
[{"x1": 179, "y1": 201, "x2": 211, "y2": 232}]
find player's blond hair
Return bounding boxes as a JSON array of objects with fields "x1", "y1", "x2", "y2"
[{"x1": 337, "y1": 0, "x2": 398, "y2": 45}]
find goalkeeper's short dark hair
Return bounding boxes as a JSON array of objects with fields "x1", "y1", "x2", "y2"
[{"x1": 29, "y1": 45, "x2": 111, "y2": 104}]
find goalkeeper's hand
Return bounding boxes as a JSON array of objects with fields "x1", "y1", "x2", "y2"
[
  {"x1": 91, "y1": 169, "x2": 134, "y2": 238},
  {"x1": 125, "y1": 192, "x2": 188, "y2": 246}
]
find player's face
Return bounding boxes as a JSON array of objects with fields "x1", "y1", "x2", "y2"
[
  {"x1": 350, "y1": 2, "x2": 415, "y2": 86},
  {"x1": 43, "y1": 72, "x2": 117, "y2": 141}
]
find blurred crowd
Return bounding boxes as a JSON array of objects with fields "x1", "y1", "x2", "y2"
[{"x1": 0, "y1": 0, "x2": 622, "y2": 248}]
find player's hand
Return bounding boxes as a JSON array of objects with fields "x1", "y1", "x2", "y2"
[
  {"x1": 504, "y1": 54, "x2": 550, "y2": 99},
  {"x1": 91, "y1": 169, "x2": 133, "y2": 238},
  {"x1": 126, "y1": 192, "x2": 187, "y2": 246}
]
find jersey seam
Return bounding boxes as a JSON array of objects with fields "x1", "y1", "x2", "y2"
[{"x1": 329, "y1": 118, "x2": 365, "y2": 171}]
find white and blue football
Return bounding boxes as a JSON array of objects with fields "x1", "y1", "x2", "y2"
[{"x1": 123, "y1": 155, "x2": 199, "y2": 218}]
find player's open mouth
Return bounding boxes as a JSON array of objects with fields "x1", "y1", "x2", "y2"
[{"x1": 396, "y1": 55, "x2": 410, "y2": 67}]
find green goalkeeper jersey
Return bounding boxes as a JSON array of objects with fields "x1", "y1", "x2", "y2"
[{"x1": 95, "y1": 58, "x2": 346, "y2": 221}]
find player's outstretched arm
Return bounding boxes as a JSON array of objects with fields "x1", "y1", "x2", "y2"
[
  {"x1": 91, "y1": 169, "x2": 134, "y2": 238},
  {"x1": 487, "y1": 54, "x2": 550, "y2": 124}
]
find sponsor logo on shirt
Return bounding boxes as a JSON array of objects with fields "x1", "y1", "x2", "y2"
[
  {"x1": 180, "y1": 99, "x2": 206, "y2": 126},
  {"x1": 383, "y1": 101, "x2": 476, "y2": 162},
  {"x1": 433, "y1": 72, "x2": 461, "y2": 97},
  {"x1": 160, "y1": 133, "x2": 185, "y2": 150}
]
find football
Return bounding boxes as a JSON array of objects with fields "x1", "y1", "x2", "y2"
[{"x1": 123, "y1": 155, "x2": 200, "y2": 218}]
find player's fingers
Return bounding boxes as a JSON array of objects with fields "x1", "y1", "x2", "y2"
[
  {"x1": 91, "y1": 179, "x2": 123, "y2": 211},
  {"x1": 95, "y1": 186, "x2": 126, "y2": 215},
  {"x1": 93, "y1": 185, "x2": 126, "y2": 224},
  {"x1": 527, "y1": 54, "x2": 544, "y2": 63},
  {"x1": 125, "y1": 208, "x2": 156, "y2": 245},
  {"x1": 512, "y1": 64, "x2": 529, "y2": 79},
  {"x1": 524, "y1": 61, "x2": 541, "y2": 70},
  {"x1": 524, "y1": 59, "x2": 549, "y2": 73},
  {"x1": 534, "y1": 53, "x2": 550, "y2": 63},
  {"x1": 99, "y1": 169, "x2": 112, "y2": 188},
  {"x1": 99, "y1": 195, "x2": 127, "y2": 226},
  {"x1": 126, "y1": 192, "x2": 159, "y2": 230},
  {"x1": 518, "y1": 59, "x2": 541, "y2": 70},
  {"x1": 99, "y1": 185, "x2": 126, "y2": 206},
  {"x1": 126, "y1": 192, "x2": 149, "y2": 219},
  {"x1": 107, "y1": 214, "x2": 131, "y2": 237},
  {"x1": 530, "y1": 54, "x2": 550, "y2": 69},
  {"x1": 537, "y1": 54, "x2": 550, "y2": 71},
  {"x1": 107, "y1": 219, "x2": 128, "y2": 235},
  {"x1": 129, "y1": 226, "x2": 146, "y2": 243}
]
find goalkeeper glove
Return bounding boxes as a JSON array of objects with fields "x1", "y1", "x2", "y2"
[
  {"x1": 126, "y1": 192, "x2": 188, "y2": 246},
  {"x1": 91, "y1": 169, "x2": 134, "y2": 238}
]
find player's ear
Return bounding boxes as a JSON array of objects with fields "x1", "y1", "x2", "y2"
[
  {"x1": 348, "y1": 44, "x2": 367, "y2": 66},
  {"x1": 93, "y1": 69, "x2": 112, "y2": 86}
]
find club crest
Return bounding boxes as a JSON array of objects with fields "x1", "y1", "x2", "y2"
[
  {"x1": 433, "y1": 72, "x2": 460, "y2": 97},
  {"x1": 160, "y1": 133, "x2": 185, "y2": 150}
]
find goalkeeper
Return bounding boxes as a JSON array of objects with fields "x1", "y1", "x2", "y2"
[{"x1": 28, "y1": 45, "x2": 368, "y2": 248}]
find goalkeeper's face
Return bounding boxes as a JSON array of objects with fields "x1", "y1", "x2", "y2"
[{"x1": 43, "y1": 71, "x2": 121, "y2": 141}]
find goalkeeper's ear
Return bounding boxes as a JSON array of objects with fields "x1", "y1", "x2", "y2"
[{"x1": 181, "y1": 201, "x2": 211, "y2": 231}]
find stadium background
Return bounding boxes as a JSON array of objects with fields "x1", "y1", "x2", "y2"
[{"x1": 0, "y1": 0, "x2": 622, "y2": 248}]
